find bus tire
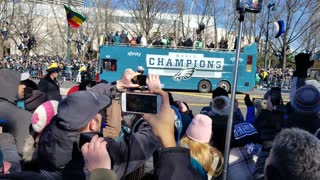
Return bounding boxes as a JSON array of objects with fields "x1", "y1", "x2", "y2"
[
  {"x1": 198, "y1": 80, "x2": 212, "y2": 93},
  {"x1": 217, "y1": 80, "x2": 231, "y2": 92}
]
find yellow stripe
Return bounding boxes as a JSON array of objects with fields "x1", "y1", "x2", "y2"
[
  {"x1": 188, "y1": 103, "x2": 247, "y2": 108},
  {"x1": 170, "y1": 92, "x2": 289, "y2": 102},
  {"x1": 71, "y1": 16, "x2": 84, "y2": 25}
]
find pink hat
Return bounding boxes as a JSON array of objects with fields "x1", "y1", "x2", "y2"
[
  {"x1": 32, "y1": 100, "x2": 59, "y2": 133},
  {"x1": 186, "y1": 114, "x2": 212, "y2": 143}
]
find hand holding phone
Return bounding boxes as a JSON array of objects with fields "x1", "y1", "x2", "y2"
[{"x1": 142, "y1": 89, "x2": 176, "y2": 148}]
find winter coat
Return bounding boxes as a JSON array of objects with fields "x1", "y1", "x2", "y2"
[
  {"x1": 0, "y1": 69, "x2": 32, "y2": 155},
  {"x1": 90, "y1": 169, "x2": 117, "y2": 180},
  {"x1": 154, "y1": 147, "x2": 203, "y2": 180},
  {"x1": 37, "y1": 116, "x2": 160, "y2": 180},
  {"x1": 38, "y1": 75, "x2": 61, "y2": 101}
]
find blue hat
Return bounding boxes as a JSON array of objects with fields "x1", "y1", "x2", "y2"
[
  {"x1": 57, "y1": 91, "x2": 111, "y2": 131},
  {"x1": 291, "y1": 85, "x2": 320, "y2": 113}
]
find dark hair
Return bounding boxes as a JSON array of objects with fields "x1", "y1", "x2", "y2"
[{"x1": 266, "y1": 128, "x2": 320, "y2": 180}]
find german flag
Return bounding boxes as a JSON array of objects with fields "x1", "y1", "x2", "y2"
[{"x1": 64, "y1": 5, "x2": 86, "y2": 29}]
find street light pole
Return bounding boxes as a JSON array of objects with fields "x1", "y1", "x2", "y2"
[{"x1": 264, "y1": 3, "x2": 275, "y2": 69}]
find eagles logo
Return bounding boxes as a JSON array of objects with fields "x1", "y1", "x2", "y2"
[{"x1": 173, "y1": 68, "x2": 195, "y2": 82}]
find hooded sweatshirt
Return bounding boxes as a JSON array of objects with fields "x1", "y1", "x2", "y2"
[{"x1": 0, "y1": 69, "x2": 32, "y2": 154}]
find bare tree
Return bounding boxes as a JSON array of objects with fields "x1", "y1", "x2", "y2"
[
  {"x1": 120, "y1": 0, "x2": 175, "y2": 41},
  {"x1": 269, "y1": 0, "x2": 320, "y2": 69}
]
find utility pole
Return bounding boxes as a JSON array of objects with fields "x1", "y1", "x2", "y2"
[
  {"x1": 263, "y1": 3, "x2": 275, "y2": 69},
  {"x1": 66, "y1": 0, "x2": 71, "y2": 64}
]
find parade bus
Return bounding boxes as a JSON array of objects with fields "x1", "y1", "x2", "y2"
[{"x1": 97, "y1": 43, "x2": 258, "y2": 93}]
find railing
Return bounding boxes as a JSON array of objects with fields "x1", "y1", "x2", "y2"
[{"x1": 101, "y1": 42, "x2": 241, "y2": 53}]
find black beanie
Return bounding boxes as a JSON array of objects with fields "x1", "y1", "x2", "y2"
[{"x1": 212, "y1": 87, "x2": 228, "y2": 99}]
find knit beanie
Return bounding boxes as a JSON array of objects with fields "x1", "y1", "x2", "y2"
[
  {"x1": 186, "y1": 114, "x2": 212, "y2": 143},
  {"x1": 212, "y1": 87, "x2": 228, "y2": 99},
  {"x1": 291, "y1": 85, "x2": 320, "y2": 113},
  {"x1": 31, "y1": 100, "x2": 59, "y2": 133}
]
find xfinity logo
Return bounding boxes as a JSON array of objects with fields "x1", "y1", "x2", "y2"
[{"x1": 128, "y1": 51, "x2": 141, "y2": 57}]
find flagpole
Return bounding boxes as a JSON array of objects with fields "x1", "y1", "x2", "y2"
[{"x1": 66, "y1": 0, "x2": 72, "y2": 64}]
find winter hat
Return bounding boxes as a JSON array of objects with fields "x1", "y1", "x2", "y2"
[
  {"x1": 186, "y1": 114, "x2": 212, "y2": 143},
  {"x1": 46, "y1": 62, "x2": 59, "y2": 73},
  {"x1": 291, "y1": 85, "x2": 320, "y2": 113},
  {"x1": 212, "y1": 87, "x2": 228, "y2": 99},
  {"x1": 32, "y1": 100, "x2": 59, "y2": 133},
  {"x1": 25, "y1": 90, "x2": 48, "y2": 113},
  {"x1": 211, "y1": 96, "x2": 231, "y2": 115}
]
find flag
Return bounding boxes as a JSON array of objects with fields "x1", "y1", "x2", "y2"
[
  {"x1": 274, "y1": 20, "x2": 285, "y2": 38},
  {"x1": 64, "y1": 5, "x2": 86, "y2": 29}
]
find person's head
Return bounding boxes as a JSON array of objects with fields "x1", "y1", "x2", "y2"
[
  {"x1": 180, "y1": 114, "x2": 223, "y2": 177},
  {"x1": 56, "y1": 91, "x2": 111, "y2": 133},
  {"x1": 0, "y1": 70, "x2": 31, "y2": 103},
  {"x1": 291, "y1": 85, "x2": 320, "y2": 113},
  {"x1": 46, "y1": 63, "x2": 59, "y2": 79},
  {"x1": 137, "y1": 66, "x2": 144, "y2": 74},
  {"x1": 211, "y1": 96, "x2": 230, "y2": 115},
  {"x1": 265, "y1": 128, "x2": 320, "y2": 180}
]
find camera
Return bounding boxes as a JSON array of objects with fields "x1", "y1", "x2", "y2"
[
  {"x1": 236, "y1": 0, "x2": 263, "y2": 13},
  {"x1": 79, "y1": 132, "x2": 103, "y2": 148}
]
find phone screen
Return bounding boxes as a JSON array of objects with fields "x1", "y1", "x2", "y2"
[{"x1": 126, "y1": 94, "x2": 159, "y2": 114}]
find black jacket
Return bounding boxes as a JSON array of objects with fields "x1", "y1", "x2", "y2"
[
  {"x1": 37, "y1": 116, "x2": 160, "y2": 180},
  {"x1": 38, "y1": 75, "x2": 61, "y2": 101},
  {"x1": 154, "y1": 147, "x2": 203, "y2": 180}
]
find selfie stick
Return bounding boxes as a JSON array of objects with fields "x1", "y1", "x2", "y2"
[{"x1": 222, "y1": 8, "x2": 245, "y2": 180}]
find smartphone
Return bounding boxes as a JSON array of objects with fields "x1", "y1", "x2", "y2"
[
  {"x1": 270, "y1": 87, "x2": 281, "y2": 106},
  {"x1": 121, "y1": 93, "x2": 162, "y2": 114},
  {"x1": 79, "y1": 132, "x2": 103, "y2": 148}
]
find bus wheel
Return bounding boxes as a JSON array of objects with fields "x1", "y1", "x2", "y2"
[
  {"x1": 217, "y1": 80, "x2": 230, "y2": 92},
  {"x1": 198, "y1": 80, "x2": 212, "y2": 93}
]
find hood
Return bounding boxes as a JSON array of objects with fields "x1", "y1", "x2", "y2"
[
  {"x1": 211, "y1": 96, "x2": 231, "y2": 116},
  {"x1": 0, "y1": 69, "x2": 21, "y2": 103}
]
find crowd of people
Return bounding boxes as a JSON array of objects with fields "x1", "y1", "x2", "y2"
[
  {"x1": 255, "y1": 67, "x2": 295, "y2": 89},
  {"x1": 0, "y1": 51, "x2": 319, "y2": 180},
  {"x1": 0, "y1": 55, "x2": 96, "y2": 82}
]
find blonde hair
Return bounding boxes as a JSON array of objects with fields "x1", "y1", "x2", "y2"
[{"x1": 180, "y1": 136, "x2": 224, "y2": 177}]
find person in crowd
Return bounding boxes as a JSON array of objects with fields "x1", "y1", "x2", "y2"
[
  {"x1": 82, "y1": 82, "x2": 203, "y2": 180},
  {"x1": 107, "y1": 32, "x2": 114, "y2": 44},
  {"x1": 194, "y1": 37, "x2": 203, "y2": 49},
  {"x1": 286, "y1": 52, "x2": 320, "y2": 133},
  {"x1": 38, "y1": 62, "x2": 61, "y2": 101},
  {"x1": 81, "y1": 135, "x2": 116, "y2": 180},
  {"x1": 264, "y1": 128, "x2": 320, "y2": 180},
  {"x1": 120, "y1": 30, "x2": 129, "y2": 44},
  {"x1": 179, "y1": 114, "x2": 224, "y2": 180},
  {"x1": 36, "y1": 70, "x2": 160, "y2": 179},
  {"x1": 113, "y1": 31, "x2": 120, "y2": 45},
  {"x1": 0, "y1": 69, "x2": 35, "y2": 172}
]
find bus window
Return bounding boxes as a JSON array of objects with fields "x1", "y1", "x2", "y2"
[{"x1": 102, "y1": 59, "x2": 117, "y2": 71}]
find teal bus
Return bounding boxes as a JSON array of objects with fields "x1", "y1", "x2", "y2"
[{"x1": 98, "y1": 44, "x2": 257, "y2": 93}]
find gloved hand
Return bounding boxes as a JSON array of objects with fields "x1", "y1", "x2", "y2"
[
  {"x1": 293, "y1": 53, "x2": 314, "y2": 78},
  {"x1": 244, "y1": 94, "x2": 253, "y2": 107}
]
